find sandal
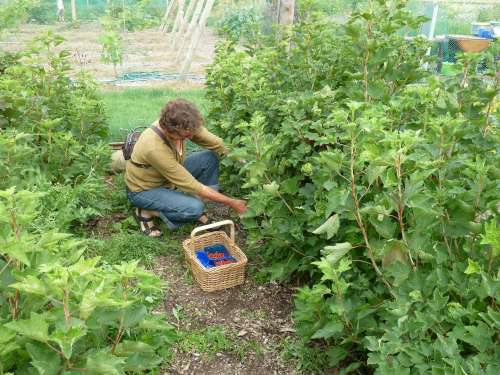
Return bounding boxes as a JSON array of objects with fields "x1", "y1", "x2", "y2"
[{"x1": 134, "y1": 208, "x2": 163, "y2": 238}]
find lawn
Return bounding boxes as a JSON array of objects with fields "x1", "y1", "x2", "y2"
[{"x1": 102, "y1": 87, "x2": 208, "y2": 140}]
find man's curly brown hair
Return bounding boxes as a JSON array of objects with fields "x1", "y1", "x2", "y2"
[{"x1": 158, "y1": 99, "x2": 203, "y2": 133}]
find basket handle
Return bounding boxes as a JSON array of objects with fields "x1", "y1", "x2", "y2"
[{"x1": 190, "y1": 220, "x2": 235, "y2": 242}]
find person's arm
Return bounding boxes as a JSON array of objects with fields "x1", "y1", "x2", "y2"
[
  {"x1": 146, "y1": 147, "x2": 204, "y2": 195},
  {"x1": 198, "y1": 185, "x2": 247, "y2": 214},
  {"x1": 146, "y1": 147, "x2": 246, "y2": 214},
  {"x1": 191, "y1": 126, "x2": 228, "y2": 156}
]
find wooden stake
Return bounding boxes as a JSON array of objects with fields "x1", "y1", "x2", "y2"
[
  {"x1": 180, "y1": 0, "x2": 215, "y2": 81},
  {"x1": 170, "y1": 0, "x2": 189, "y2": 53},
  {"x1": 71, "y1": 0, "x2": 77, "y2": 22},
  {"x1": 56, "y1": 0, "x2": 65, "y2": 22},
  {"x1": 184, "y1": 0, "x2": 198, "y2": 24},
  {"x1": 160, "y1": 0, "x2": 178, "y2": 32},
  {"x1": 175, "y1": 0, "x2": 205, "y2": 63},
  {"x1": 169, "y1": 0, "x2": 185, "y2": 51}
]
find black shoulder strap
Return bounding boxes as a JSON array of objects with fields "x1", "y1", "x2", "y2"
[
  {"x1": 129, "y1": 126, "x2": 174, "y2": 169},
  {"x1": 150, "y1": 125, "x2": 174, "y2": 151}
]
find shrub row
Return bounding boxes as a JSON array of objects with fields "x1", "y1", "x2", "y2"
[
  {"x1": 0, "y1": 33, "x2": 176, "y2": 374},
  {"x1": 206, "y1": 1, "x2": 499, "y2": 373}
]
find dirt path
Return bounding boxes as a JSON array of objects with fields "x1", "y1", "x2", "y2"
[
  {"x1": 151, "y1": 204, "x2": 300, "y2": 375},
  {"x1": 155, "y1": 254, "x2": 298, "y2": 375},
  {"x1": 2, "y1": 22, "x2": 217, "y2": 88}
]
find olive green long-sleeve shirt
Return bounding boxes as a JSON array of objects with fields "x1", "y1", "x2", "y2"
[{"x1": 124, "y1": 122, "x2": 226, "y2": 195}]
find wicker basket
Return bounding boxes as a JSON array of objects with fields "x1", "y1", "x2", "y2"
[{"x1": 182, "y1": 220, "x2": 247, "y2": 292}]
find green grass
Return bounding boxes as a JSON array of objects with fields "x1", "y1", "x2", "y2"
[
  {"x1": 85, "y1": 231, "x2": 178, "y2": 268},
  {"x1": 101, "y1": 87, "x2": 208, "y2": 140},
  {"x1": 176, "y1": 324, "x2": 262, "y2": 361}
]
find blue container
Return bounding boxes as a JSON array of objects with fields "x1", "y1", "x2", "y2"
[
  {"x1": 196, "y1": 251, "x2": 215, "y2": 268},
  {"x1": 478, "y1": 29, "x2": 493, "y2": 39}
]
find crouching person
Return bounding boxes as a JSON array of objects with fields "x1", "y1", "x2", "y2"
[{"x1": 125, "y1": 99, "x2": 246, "y2": 237}]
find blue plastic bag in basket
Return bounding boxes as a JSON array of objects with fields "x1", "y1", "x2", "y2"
[
  {"x1": 195, "y1": 251, "x2": 214, "y2": 268},
  {"x1": 196, "y1": 244, "x2": 237, "y2": 268}
]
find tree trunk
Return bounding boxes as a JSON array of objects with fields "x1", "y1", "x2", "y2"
[
  {"x1": 175, "y1": 0, "x2": 204, "y2": 63},
  {"x1": 71, "y1": 0, "x2": 77, "y2": 22},
  {"x1": 278, "y1": 0, "x2": 294, "y2": 26},
  {"x1": 180, "y1": 0, "x2": 214, "y2": 80}
]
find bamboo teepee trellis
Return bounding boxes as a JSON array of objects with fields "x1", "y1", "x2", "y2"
[{"x1": 159, "y1": 0, "x2": 215, "y2": 81}]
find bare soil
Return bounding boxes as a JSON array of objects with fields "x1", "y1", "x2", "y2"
[
  {"x1": 154, "y1": 204, "x2": 300, "y2": 375},
  {"x1": 2, "y1": 22, "x2": 217, "y2": 89},
  {"x1": 156, "y1": 254, "x2": 298, "y2": 375}
]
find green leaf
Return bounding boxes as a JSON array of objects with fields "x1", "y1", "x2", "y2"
[
  {"x1": 461, "y1": 322, "x2": 493, "y2": 352},
  {"x1": 0, "y1": 341, "x2": 19, "y2": 357},
  {"x1": 322, "y1": 242, "x2": 352, "y2": 265},
  {"x1": 266, "y1": 262, "x2": 286, "y2": 281},
  {"x1": 123, "y1": 352, "x2": 162, "y2": 372},
  {"x1": 5, "y1": 312, "x2": 49, "y2": 342},
  {"x1": 464, "y1": 259, "x2": 481, "y2": 275},
  {"x1": 325, "y1": 188, "x2": 349, "y2": 216},
  {"x1": 9, "y1": 275, "x2": 47, "y2": 296},
  {"x1": 381, "y1": 241, "x2": 408, "y2": 268},
  {"x1": 311, "y1": 321, "x2": 344, "y2": 339},
  {"x1": 0, "y1": 326, "x2": 19, "y2": 356},
  {"x1": 481, "y1": 220, "x2": 500, "y2": 256},
  {"x1": 281, "y1": 176, "x2": 301, "y2": 194},
  {"x1": 369, "y1": 216, "x2": 397, "y2": 239},
  {"x1": 313, "y1": 214, "x2": 340, "y2": 239},
  {"x1": 50, "y1": 326, "x2": 87, "y2": 360},
  {"x1": 0, "y1": 326, "x2": 16, "y2": 344},
  {"x1": 85, "y1": 350, "x2": 126, "y2": 375},
  {"x1": 68, "y1": 257, "x2": 100, "y2": 276},
  {"x1": 80, "y1": 288, "x2": 99, "y2": 320},
  {"x1": 367, "y1": 165, "x2": 387, "y2": 185},
  {"x1": 263, "y1": 181, "x2": 279, "y2": 196},
  {"x1": 312, "y1": 258, "x2": 337, "y2": 282},
  {"x1": 317, "y1": 150, "x2": 343, "y2": 173},
  {"x1": 38, "y1": 231, "x2": 73, "y2": 249},
  {"x1": 122, "y1": 305, "x2": 147, "y2": 328},
  {"x1": 26, "y1": 342, "x2": 62, "y2": 375},
  {"x1": 313, "y1": 255, "x2": 352, "y2": 283},
  {"x1": 114, "y1": 340, "x2": 154, "y2": 356},
  {"x1": 3, "y1": 241, "x2": 31, "y2": 267},
  {"x1": 327, "y1": 346, "x2": 348, "y2": 367}
]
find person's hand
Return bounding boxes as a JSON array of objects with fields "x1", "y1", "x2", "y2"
[{"x1": 231, "y1": 199, "x2": 247, "y2": 215}]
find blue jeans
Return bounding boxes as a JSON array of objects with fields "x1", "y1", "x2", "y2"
[{"x1": 127, "y1": 150, "x2": 219, "y2": 230}]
